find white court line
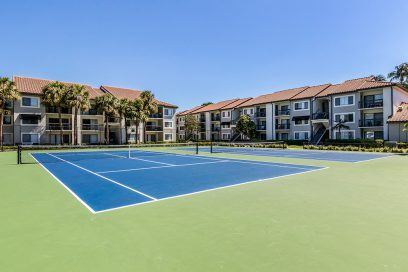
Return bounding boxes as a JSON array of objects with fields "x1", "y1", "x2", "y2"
[
  {"x1": 30, "y1": 154, "x2": 97, "y2": 214},
  {"x1": 353, "y1": 155, "x2": 395, "y2": 164},
  {"x1": 46, "y1": 153, "x2": 157, "y2": 201},
  {"x1": 230, "y1": 160, "x2": 317, "y2": 170},
  {"x1": 95, "y1": 166, "x2": 329, "y2": 214},
  {"x1": 103, "y1": 153, "x2": 175, "y2": 166},
  {"x1": 97, "y1": 160, "x2": 231, "y2": 174}
]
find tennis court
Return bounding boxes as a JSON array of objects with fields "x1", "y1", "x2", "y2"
[{"x1": 26, "y1": 146, "x2": 324, "y2": 213}]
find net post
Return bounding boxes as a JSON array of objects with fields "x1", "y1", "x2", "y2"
[
  {"x1": 128, "y1": 144, "x2": 131, "y2": 158},
  {"x1": 195, "y1": 142, "x2": 199, "y2": 155},
  {"x1": 17, "y1": 144, "x2": 21, "y2": 164},
  {"x1": 210, "y1": 141, "x2": 213, "y2": 153}
]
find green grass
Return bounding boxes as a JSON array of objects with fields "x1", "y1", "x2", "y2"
[{"x1": 1, "y1": 150, "x2": 408, "y2": 271}]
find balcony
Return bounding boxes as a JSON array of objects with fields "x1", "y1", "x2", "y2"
[
  {"x1": 82, "y1": 124, "x2": 100, "y2": 130},
  {"x1": 108, "y1": 117, "x2": 121, "y2": 123},
  {"x1": 211, "y1": 127, "x2": 220, "y2": 132},
  {"x1": 47, "y1": 123, "x2": 72, "y2": 130},
  {"x1": 146, "y1": 125, "x2": 163, "y2": 131},
  {"x1": 256, "y1": 125, "x2": 266, "y2": 130},
  {"x1": 82, "y1": 109, "x2": 99, "y2": 115},
  {"x1": 312, "y1": 112, "x2": 329, "y2": 120},
  {"x1": 359, "y1": 100, "x2": 383, "y2": 109},
  {"x1": 199, "y1": 117, "x2": 206, "y2": 122},
  {"x1": 275, "y1": 109, "x2": 290, "y2": 116},
  {"x1": 275, "y1": 124, "x2": 290, "y2": 130},
  {"x1": 149, "y1": 113, "x2": 163, "y2": 118},
  {"x1": 200, "y1": 126, "x2": 206, "y2": 132},
  {"x1": 256, "y1": 111, "x2": 266, "y2": 118},
  {"x1": 211, "y1": 116, "x2": 221, "y2": 121},
  {"x1": 359, "y1": 119, "x2": 384, "y2": 127},
  {"x1": 46, "y1": 107, "x2": 72, "y2": 114}
]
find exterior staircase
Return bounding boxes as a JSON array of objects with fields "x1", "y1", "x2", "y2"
[{"x1": 311, "y1": 126, "x2": 327, "y2": 145}]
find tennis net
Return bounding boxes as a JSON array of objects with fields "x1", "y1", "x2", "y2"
[
  {"x1": 210, "y1": 141, "x2": 286, "y2": 154},
  {"x1": 17, "y1": 142, "x2": 199, "y2": 164}
]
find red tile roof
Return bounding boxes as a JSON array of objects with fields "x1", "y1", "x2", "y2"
[
  {"x1": 239, "y1": 86, "x2": 309, "y2": 107},
  {"x1": 291, "y1": 84, "x2": 331, "y2": 100},
  {"x1": 388, "y1": 103, "x2": 408, "y2": 123},
  {"x1": 177, "y1": 105, "x2": 205, "y2": 116},
  {"x1": 191, "y1": 99, "x2": 241, "y2": 113},
  {"x1": 221, "y1": 97, "x2": 253, "y2": 110},
  {"x1": 316, "y1": 76, "x2": 395, "y2": 97},
  {"x1": 100, "y1": 85, "x2": 177, "y2": 108},
  {"x1": 13, "y1": 76, "x2": 102, "y2": 98}
]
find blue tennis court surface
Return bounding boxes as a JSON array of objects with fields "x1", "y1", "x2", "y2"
[
  {"x1": 32, "y1": 149, "x2": 324, "y2": 213},
  {"x1": 198, "y1": 146, "x2": 392, "y2": 163}
]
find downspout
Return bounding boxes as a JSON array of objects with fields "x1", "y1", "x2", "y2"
[{"x1": 389, "y1": 87, "x2": 394, "y2": 141}]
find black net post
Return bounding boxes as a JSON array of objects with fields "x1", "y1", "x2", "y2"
[
  {"x1": 210, "y1": 142, "x2": 213, "y2": 153},
  {"x1": 17, "y1": 144, "x2": 21, "y2": 164},
  {"x1": 195, "y1": 142, "x2": 199, "y2": 154}
]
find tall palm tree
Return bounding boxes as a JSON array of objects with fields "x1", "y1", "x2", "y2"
[
  {"x1": 140, "y1": 90, "x2": 157, "y2": 143},
  {"x1": 130, "y1": 98, "x2": 145, "y2": 144},
  {"x1": 116, "y1": 98, "x2": 132, "y2": 144},
  {"x1": 94, "y1": 94, "x2": 118, "y2": 144},
  {"x1": 388, "y1": 63, "x2": 408, "y2": 84},
  {"x1": 331, "y1": 119, "x2": 350, "y2": 140},
  {"x1": 0, "y1": 77, "x2": 19, "y2": 150},
  {"x1": 65, "y1": 84, "x2": 90, "y2": 145},
  {"x1": 42, "y1": 81, "x2": 68, "y2": 144}
]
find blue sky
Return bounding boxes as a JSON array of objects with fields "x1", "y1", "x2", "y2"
[{"x1": 1, "y1": 0, "x2": 407, "y2": 110}]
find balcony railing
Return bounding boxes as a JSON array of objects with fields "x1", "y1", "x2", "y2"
[
  {"x1": 312, "y1": 112, "x2": 329, "y2": 120},
  {"x1": 256, "y1": 125, "x2": 266, "y2": 130},
  {"x1": 46, "y1": 107, "x2": 72, "y2": 114},
  {"x1": 256, "y1": 111, "x2": 266, "y2": 117},
  {"x1": 211, "y1": 127, "x2": 220, "y2": 132},
  {"x1": 275, "y1": 124, "x2": 290, "y2": 130},
  {"x1": 359, "y1": 100, "x2": 383, "y2": 109},
  {"x1": 211, "y1": 116, "x2": 221, "y2": 121},
  {"x1": 47, "y1": 124, "x2": 72, "y2": 130},
  {"x1": 359, "y1": 119, "x2": 384, "y2": 127},
  {"x1": 82, "y1": 109, "x2": 99, "y2": 115},
  {"x1": 149, "y1": 113, "x2": 163, "y2": 118},
  {"x1": 275, "y1": 109, "x2": 290, "y2": 116},
  {"x1": 82, "y1": 124, "x2": 100, "y2": 130},
  {"x1": 146, "y1": 125, "x2": 163, "y2": 131}
]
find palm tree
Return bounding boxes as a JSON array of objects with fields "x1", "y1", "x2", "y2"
[
  {"x1": 331, "y1": 119, "x2": 350, "y2": 140},
  {"x1": 65, "y1": 84, "x2": 90, "y2": 145},
  {"x1": 388, "y1": 63, "x2": 408, "y2": 84},
  {"x1": 129, "y1": 98, "x2": 145, "y2": 144},
  {"x1": 0, "y1": 77, "x2": 19, "y2": 150},
  {"x1": 117, "y1": 98, "x2": 132, "y2": 144},
  {"x1": 140, "y1": 90, "x2": 158, "y2": 143},
  {"x1": 42, "y1": 81, "x2": 68, "y2": 144},
  {"x1": 94, "y1": 94, "x2": 118, "y2": 144},
  {"x1": 372, "y1": 74, "x2": 386, "y2": 81}
]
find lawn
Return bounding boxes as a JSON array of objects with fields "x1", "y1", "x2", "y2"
[{"x1": 1, "y1": 150, "x2": 408, "y2": 271}]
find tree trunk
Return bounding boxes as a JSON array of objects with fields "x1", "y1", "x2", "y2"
[
  {"x1": 124, "y1": 117, "x2": 128, "y2": 144},
  {"x1": 105, "y1": 112, "x2": 109, "y2": 144},
  {"x1": 58, "y1": 107, "x2": 63, "y2": 145},
  {"x1": 74, "y1": 108, "x2": 78, "y2": 145},
  {"x1": 0, "y1": 110, "x2": 3, "y2": 151},
  {"x1": 135, "y1": 123, "x2": 139, "y2": 144}
]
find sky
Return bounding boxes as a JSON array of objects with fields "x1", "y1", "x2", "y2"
[{"x1": 1, "y1": 0, "x2": 408, "y2": 110}]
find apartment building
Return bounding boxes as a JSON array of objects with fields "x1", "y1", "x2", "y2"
[
  {"x1": 176, "y1": 98, "x2": 251, "y2": 141},
  {"x1": 176, "y1": 76, "x2": 408, "y2": 143},
  {"x1": 5, "y1": 76, "x2": 177, "y2": 145}
]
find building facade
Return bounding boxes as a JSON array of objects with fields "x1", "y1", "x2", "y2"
[
  {"x1": 3, "y1": 76, "x2": 177, "y2": 145},
  {"x1": 177, "y1": 76, "x2": 408, "y2": 143}
]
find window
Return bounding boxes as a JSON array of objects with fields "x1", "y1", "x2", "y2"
[
  {"x1": 335, "y1": 130, "x2": 355, "y2": 140},
  {"x1": 222, "y1": 111, "x2": 231, "y2": 118},
  {"x1": 5, "y1": 100, "x2": 13, "y2": 109},
  {"x1": 179, "y1": 126, "x2": 185, "y2": 131},
  {"x1": 244, "y1": 108, "x2": 254, "y2": 115},
  {"x1": 294, "y1": 101, "x2": 309, "y2": 111},
  {"x1": 334, "y1": 113, "x2": 354, "y2": 123},
  {"x1": 21, "y1": 116, "x2": 40, "y2": 125},
  {"x1": 3, "y1": 116, "x2": 12, "y2": 125},
  {"x1": 365, "y1": 131, "x2": 383, "y2": 140},
  {"x1": 294, "y1": 131, "x2": 309, "y2": 140},
  {"x1": 21, "y1": 97, "x2": 40, "y2": 108},
  {"x1": 222, "y1": 133, "x2": 231, "y2": 140},
  {"x1": 334, "y1": 95, "x2": 354, "y2": 107},
  {"x1": 164, "y1": 133, "x2": 173, "y2": 141},
  {"x1": 164, "y1": 121, "x2": 173, "y2": 128},
  {"x1": 82, "y1": 134, "x2": 99, "y2": 144},
  {"x1": 164, "y1": 108, "x2": 174, "y2": 116},
  {"x1": 294, "y1": 119, "x2": 309, "y2": 125},
  {"x1": 21, "y1": 133, "x2": 39, "y2": 144}
]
